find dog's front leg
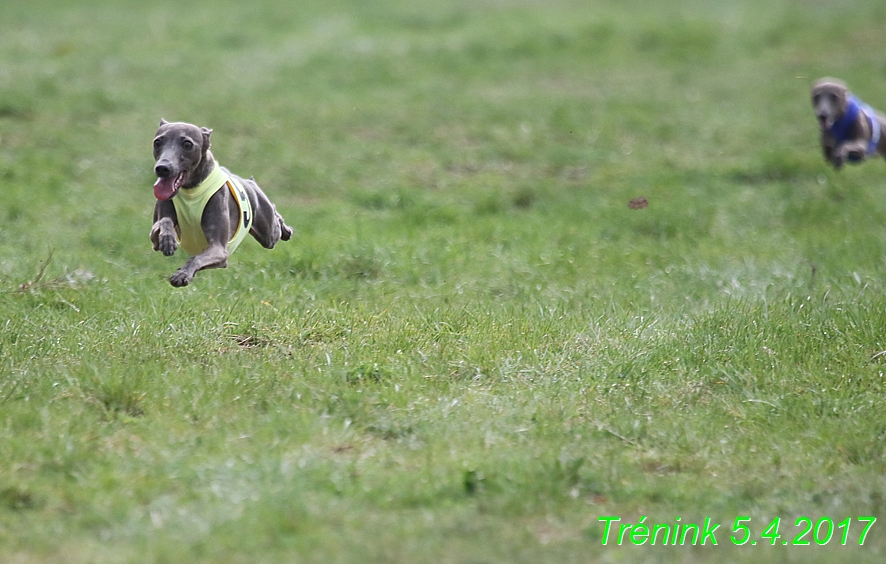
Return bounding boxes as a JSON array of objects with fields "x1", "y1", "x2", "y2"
[
  {"x1": 821, "y1": 133, "x2": 843, "y2": 169},
  {"x1": 151, "y1": 199, "x2": 179, "y2": 256},
  {"x1": 168, "y1": 189, "x2": 232, "y2": 287},
  {"x1": 829, "y1": 151, "x2": 844, "y2": 170},
  {"x1": 169, "y1": 243, "x2": 229, "y2": 287},
  {"x1": 838, "y1": 141, "x2": 868, "y2": 165}
]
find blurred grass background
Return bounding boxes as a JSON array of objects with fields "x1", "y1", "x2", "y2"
[{"x1": 2, "y1": 0, "x2": 886, "y2": 562}]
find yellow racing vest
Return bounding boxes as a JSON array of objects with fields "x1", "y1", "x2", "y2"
[{"x1": 172, "y1": 162, "x2": 253, "y2": 257}]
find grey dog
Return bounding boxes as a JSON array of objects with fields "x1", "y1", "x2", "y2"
[
  {"x1": 149, "y1": 119, "x2": 292, "y2": 287},
  {"x1": 811, "y1": 77, "x2": 886, "y2": 169}
]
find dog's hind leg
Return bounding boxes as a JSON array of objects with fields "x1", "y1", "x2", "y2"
[{"x1": 243, "y1": 177, "x2": 292, "y2": 249}]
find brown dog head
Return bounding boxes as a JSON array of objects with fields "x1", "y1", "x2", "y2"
[
  {"x1": 152, "y1": 119, "x2": 214, "y2": 200},
  {"x1": 811, "y1": 77, "x2": 849, "y2": 130}
]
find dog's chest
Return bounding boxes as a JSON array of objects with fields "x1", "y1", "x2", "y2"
[{"x1": 173, "y1": 186, "x2": 221, "y2": 256}]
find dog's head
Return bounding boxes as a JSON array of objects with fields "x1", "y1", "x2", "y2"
[
  {"x1": 812, "y1": 78, "x2": 850, "y2": 131},
  {"x1": 152, "y1": 119, "x2": 213, "y2": 200}
]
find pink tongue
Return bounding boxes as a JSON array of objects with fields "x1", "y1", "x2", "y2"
[{"x1": 154, "y1": 177, "x2": 177, "y2": 201}]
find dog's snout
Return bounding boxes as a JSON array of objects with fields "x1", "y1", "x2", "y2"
[{"x1": 155, "y1": 163, "x2": 172, "y2": 178}]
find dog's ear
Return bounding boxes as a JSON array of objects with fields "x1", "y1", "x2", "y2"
[
  {"x1": 828, "y1": 82, "x2": 851, "y2": 114},
  {"x1": 159, "y1": 118, "x2": 169, "y2": 127},
  {"x1": 201, "y1": 127, "x2": 212, "y2": 152}
]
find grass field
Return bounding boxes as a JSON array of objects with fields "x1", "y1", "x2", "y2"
[{"x1": 3, "y1": 0, "x2": 886, "y2": 561}]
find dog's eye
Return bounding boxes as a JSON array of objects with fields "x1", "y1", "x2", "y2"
[
  {"x1": 182, "y1": 140, "x2": 194, "y2": 150},
  {"x1": 153, "y1": 138, "x2": 162, "y2": 148}
]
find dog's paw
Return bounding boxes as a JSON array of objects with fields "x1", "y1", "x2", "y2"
[
  {"x1": 169, "y1": 270, "x2": 191, "y2": 287},
  {"x1": 847, "y1": 150, "x2": 864, "y2": 163},
  {"x1": 280, "y1": 222, "x2": 293, "y2": 241},
  {"x1": 159, "y1": 234, "x2": 178, "y2": 256}
]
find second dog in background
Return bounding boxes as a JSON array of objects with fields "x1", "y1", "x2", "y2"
[{"x1": 812, "y1": 77, "x2": 886, "y2": 169}]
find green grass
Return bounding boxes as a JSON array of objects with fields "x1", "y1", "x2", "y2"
[{"x1": 3, "y1": 0, "x2": 886, "y2": 561}]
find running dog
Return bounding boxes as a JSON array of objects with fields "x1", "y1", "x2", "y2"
[
  {"x1": 150, "y1": 119, "x2": 292, "y2": 287},
  {"x1": 812, "y1": 77, "x2": 886, "y2": 169}
]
